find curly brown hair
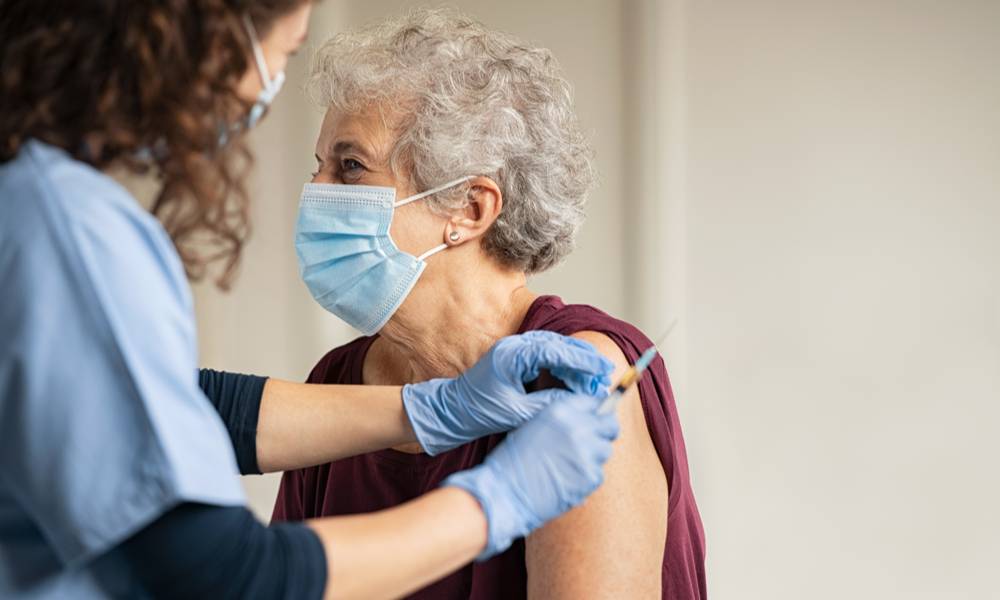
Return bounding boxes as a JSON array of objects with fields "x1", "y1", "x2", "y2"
[{"x1": 0, "y1": 0, "x2": 311, "y2": 288}]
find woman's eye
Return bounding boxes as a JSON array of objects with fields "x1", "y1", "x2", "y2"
[{"x1": 341, "y1": 158, "x2": 365, "y2": 174}]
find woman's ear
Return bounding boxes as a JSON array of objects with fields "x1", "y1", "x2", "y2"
[{"x1": 444, "y1": 176, "x2": 503, "y2": 246}]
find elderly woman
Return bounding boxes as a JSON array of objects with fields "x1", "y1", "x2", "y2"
[{"x1": 274, "y1": 9, "x2": 705, "y2": 599}]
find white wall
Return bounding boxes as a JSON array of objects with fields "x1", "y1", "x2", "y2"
[{"x1": 193, "y1": 1, "x2": 1000, "y2": 596}]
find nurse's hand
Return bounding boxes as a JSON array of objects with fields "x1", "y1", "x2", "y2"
[
  {"x1": 402, "y1": 331, "x2": 614, "y2": 456},
  {"x1": 443, "y1": 390, "x2": 620, "y2": 559}
]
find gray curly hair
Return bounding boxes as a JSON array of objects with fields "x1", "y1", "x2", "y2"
[{"x1": 307, "y1": 8, "x2": 595, "y2": 274}]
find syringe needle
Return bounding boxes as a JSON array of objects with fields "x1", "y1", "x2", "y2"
[{"x1": 596, "y1": 319, "x2": 679, "y2": 415}]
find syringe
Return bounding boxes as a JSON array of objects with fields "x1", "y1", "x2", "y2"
[{"x1": 597, "y1": 320, "x2": 677, "y2": 415}]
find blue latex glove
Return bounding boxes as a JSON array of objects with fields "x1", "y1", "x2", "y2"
[
  {"x1": 443, "y1": 391, "x2": 620, "y2": 559},
  {"x1": 402, "y1": 331, "x2": 614, "y2": 456}
]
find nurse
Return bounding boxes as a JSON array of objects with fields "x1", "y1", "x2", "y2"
[{"x1": 0, "y1": 2, "x2": 619, "y2": 599}]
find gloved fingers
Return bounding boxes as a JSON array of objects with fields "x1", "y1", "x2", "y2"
[
  {"x1": 549, "y1": 366, "x2": 611, "y2": 397},
  {"x1": 516, "y1": 330, "x2": 569, "y2": 344},
  {"x1": 539, "y1": 388, "x2": 605, "y2": 413},
  {"x1": 504, "y1": 387, "x2": 571, "y2": 421},
  {"x1": 593, "y1": 440, "x2": 614, "y2": 465},
  {"x1": 548, "y1": 390, "x2": 621, "y2": 442},
  {"x1": 593, "y1": 412, "x2": 621, "y2": 441},
  {"x1": 515, "y1": 333, "x2": 614, "y2": 385},
  {"x1": 523, "y1": 331, "x2": 600, "y2": 354}
]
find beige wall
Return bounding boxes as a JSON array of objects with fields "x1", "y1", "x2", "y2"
[
  {"x1": 193, "y1": 0, "x2": 1000, "y2": 596},
  {"x1": 682, "y1": 2, "x2": 1000, "y2": 598}
]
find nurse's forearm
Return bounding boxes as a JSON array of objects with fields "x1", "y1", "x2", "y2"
[
  {"x1": 256, "y1": 379, "x2": 417, "y2": 472},
  {"x1": 307, "y1": 486, "x2": 487, "y2": 600}
]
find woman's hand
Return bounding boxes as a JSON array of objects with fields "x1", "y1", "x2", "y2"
[{"x1": 401, "y1": 331, "x2": 614, "y2": 455}]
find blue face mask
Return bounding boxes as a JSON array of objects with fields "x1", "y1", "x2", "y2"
[{"x1": 295, "y1": 176, "x2": 473, "y2": 335}]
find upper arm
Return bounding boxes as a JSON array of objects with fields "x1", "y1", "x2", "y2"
[{"x1": 525, "y1": 331, "x2": 667, "y2": 599}]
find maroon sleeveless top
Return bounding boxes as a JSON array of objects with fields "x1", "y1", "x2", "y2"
[{"x1": 272, "y1": 295, "x2": 706, "y2": 599}]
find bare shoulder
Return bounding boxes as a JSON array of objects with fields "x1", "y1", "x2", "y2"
[
  {"x1": 569, "y1": 331, "x2": 650, "y2": 431},
  {"x1": 524, "y1": 330, "x2": 668, "y2": 599},
  {"x1": 570, "y1": 331, "x2": 629, "y2": 375}
]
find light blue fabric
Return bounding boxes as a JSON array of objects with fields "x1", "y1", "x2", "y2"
[
  {"x1": 294, "y1": 178, "x2": 469, "y2": 335},
  {"x1": 0, "y1": 141, "x2": 245, "y2": 598}
]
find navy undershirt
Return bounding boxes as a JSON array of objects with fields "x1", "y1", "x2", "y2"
[
  {"x1": 198, "y1": 368, "x2": 268, "y2": 475},
  {"x1": 114, "y1": 370, "x2": 327, "y2": 598},
  {"x1": 120, "y1": 503, "x2": 326, "y2": 599}
]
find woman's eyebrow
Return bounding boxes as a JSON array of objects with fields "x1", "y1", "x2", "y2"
[{"x1": 330, "y1": 140, "x2": 374, "y2": 162}]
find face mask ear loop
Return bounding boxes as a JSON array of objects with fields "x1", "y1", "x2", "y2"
[
  {"x1": 394, "y1": 176, "x2": 474, "y2": 208},
  {"x1": 416, "y1": 244, "x2": 449, "y2": 261},
  {"x1": 242, "y1": 15, "x2": 273, "y2": 87}
]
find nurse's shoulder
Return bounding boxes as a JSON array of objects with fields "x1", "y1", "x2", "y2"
[
  {"x1": 0, "y1": 139, "x2": 244, "y2": 575},
  {"x1": 0, "y1": 139, "x2": 191, "y2": 308}
]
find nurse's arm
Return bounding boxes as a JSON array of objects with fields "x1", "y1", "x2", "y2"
[
  {"x1": 203, "y1": 334, "x2": 612, "y2": 474},
  {"x1": 118, "y1": 414, "x2": 482, "y2": 599},
  {"x1": 198, "y1": 369, "x2": 417, "y2": 473},
  {"x1": 121, "y1": 487, "x2": 487, "y2": 600},
  {"x1": 307, "y1": 486, "x2": 488, "y2": 599},
  {"x1": 256, "y1": 379, "x2": 415, "y2": 472}
]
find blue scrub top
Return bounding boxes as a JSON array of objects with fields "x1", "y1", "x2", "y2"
[{"x1": 0, "y1": 141, "x2": 245, "y2": 597}]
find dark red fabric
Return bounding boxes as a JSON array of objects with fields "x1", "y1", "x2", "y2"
[{"x1": 272, "y1": 295, "x2": 707, "y2": 599}]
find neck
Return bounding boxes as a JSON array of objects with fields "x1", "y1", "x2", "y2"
[{"x1": 376, "y1": 266, "x2": 537, "y2": 383}]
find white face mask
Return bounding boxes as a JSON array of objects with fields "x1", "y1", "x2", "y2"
[{"x1": 241, "y1": 14, "x2": 286, "y2": 130}]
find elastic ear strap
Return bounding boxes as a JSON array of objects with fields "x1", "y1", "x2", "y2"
[
  {"x1": 259, "y1": 71, "x2": 286, "y2": 101},
  {"x1": 416, "y1": 243, "x2": 449, "y2": 261},
  {"x1": 394, "y1": 176, "x2": 474, "y2": 208},
  {"x1": 242, "y1": 15, "x2": 273, "y2": 85}
]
